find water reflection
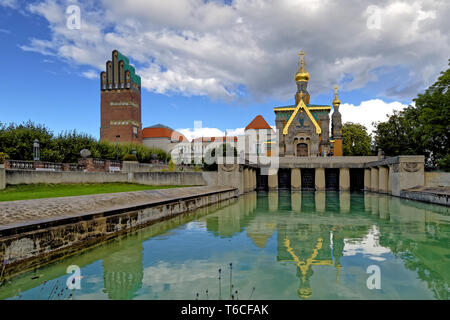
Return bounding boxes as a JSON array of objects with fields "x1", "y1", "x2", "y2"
[{"x1": 0, "y1": 192, "x2": 448, "y2": 300}]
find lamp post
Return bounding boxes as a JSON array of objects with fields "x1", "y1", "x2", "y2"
[
  {"x1": 33, "y1": 139, "x2": 40, "y2": 162},
  {"x1": 115, "y1": 135, "x2": 120, "y2": 161}
]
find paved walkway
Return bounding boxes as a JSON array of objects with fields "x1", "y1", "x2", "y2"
[{"x1": 0, "y1": 186, "x2": 234, "y2": 228}]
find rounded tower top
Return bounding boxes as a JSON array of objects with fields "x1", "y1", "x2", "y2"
[
  {"x1": 295, "y1": 50, "x2": 310, "y2": 83},
  {"x1": 332, "y1": 85, "x2": 341, "y2": 107}
]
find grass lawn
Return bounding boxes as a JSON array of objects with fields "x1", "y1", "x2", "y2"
[{"x1": 0, "y1": 183, "x2": 188, "y2": 202}]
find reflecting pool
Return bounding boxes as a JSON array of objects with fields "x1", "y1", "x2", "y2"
[{"x1": 0, "y1": 191, "x2": 449, "y2": 300}]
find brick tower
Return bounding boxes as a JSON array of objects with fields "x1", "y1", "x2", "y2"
[{"x1": 100, "y1": 50, "x2": 142, "y2": 144}]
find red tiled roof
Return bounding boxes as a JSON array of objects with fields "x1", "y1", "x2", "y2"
[
  {"x1": 245, "y1": 115, "x2": 272, "y2": 130},
  {"x1": 142, "y1": 127, "x2": 188, "y2": 142}
]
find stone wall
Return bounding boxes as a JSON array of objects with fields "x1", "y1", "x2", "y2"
[
  {"x1": 6, "y1": 170, "x2": 129, "y2": 185},
  {"x1": 5, "y1": 170, "x2": 206, "y2": 186},
  {"x1": 425, "y1": 172, "x2": 450, "y2": 187},
  {"x1": 133, "y1": 171, "x2": 205, "y2": 186},
  {"x1": 0, "y1": 164, "x2": 5, "y2": 190}
]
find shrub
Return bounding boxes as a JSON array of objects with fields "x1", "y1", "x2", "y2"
[
  {"x1": 168, "y1": 159, "x2": 176, "y2": 171},
  {"x1": 123, "y1": 154, "x2": 138, "y2": 161},
  {"x1": 0, "y1": 152, "x2": 9, "y2": 164}
]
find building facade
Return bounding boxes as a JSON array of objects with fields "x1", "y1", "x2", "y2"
[
  {"x1": 100, "y1": 50, "x2": 142, "y2": 144},
  {"x1": 142, "y1": 124, "x2": 188, "y2": 153},
  {"x1": 275, "y1": 51, "x2": 342, "y2": 157}
]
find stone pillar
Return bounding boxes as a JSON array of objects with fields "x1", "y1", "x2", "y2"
[
  {"x1": 378, "y1": 166, "x2": 389, "y2": 194},
  {"x1": 364, "y1": 169, "x2": 371, "y2": 191},
  {"x1": 252, "y1": 169, "x2": 257, "y2": 191},
  {"x1": 390, "y1": 156, "x2": 425, "y2": 196},
  {"x1": 0, "y1": 164, "x2": 5, "y2": 190},
  {"x1": 370, "y1": 167, "x2": 379, "y2": 192},
  {"x1": 315, "y1": 168, "x2": 325, "y2": 191},
  {"x1": 244, "y1": 168, "x2": 250, "y2": 193},
  {"x1": 268, "y1": 168, "x2": 278, "y2": 191},
  {"x1": 388, "y1": 165, "x2": 392, "y2": 195},
  {"x1": 339, "y1": 168, "x2": 350, "y2": 191},
  {"x1": 291, "y1": 168, "x2": 301, "y2": 191}
]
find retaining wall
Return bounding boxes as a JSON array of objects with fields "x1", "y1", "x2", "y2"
[
  {"x1": 425, "y1": 172, "x2": 450, "y2": 187},
  {"x1": 5, "y1": 170, "x2": 206, "y2": 186}
]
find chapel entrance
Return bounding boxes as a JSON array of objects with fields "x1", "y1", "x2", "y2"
[{"x1": 297, "y1": 143, "x2": 308, "y2": 157}]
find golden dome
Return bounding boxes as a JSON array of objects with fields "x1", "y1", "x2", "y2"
[
  {"x1": 295, "y1": 50, "x2": 310, "y2": 82},
  {"x1": 332, "y1": 85, "x2": 341, "y2": 106},
  {"x1": 295, "y1": 67, "x2": 310, "y2": 82}
]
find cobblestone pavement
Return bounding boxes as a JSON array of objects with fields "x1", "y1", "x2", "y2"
[{"x1": 0, "y1": 186, "x2": 234, "y2": 228}]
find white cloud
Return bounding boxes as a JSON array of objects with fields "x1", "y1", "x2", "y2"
[
  {"x1": 0, "y1": 0, "x2": 18, "y2": 9},
  {"x1": 81, "y1": 69, "x2": 98, "y2": 79},
  {"x1": 13, "y1": 0, "x2": 450, "y2": 102},
  {"x1": 339, "y1": 99, "x2": 408, "y2": 134}
]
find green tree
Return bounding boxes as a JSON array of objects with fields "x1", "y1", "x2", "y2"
[
  {"x1": 373, "y1": 110, "x2": 418, "y2": 156},
  {"x1": 373, "y1": 60, "x2": 450, "y2": 170},
  {"x1": 0, "y1": 121, "x2": 171, "y2": 164},
  {"x1": 342, "y1": 122, "x2": 372, "y2": 156}
]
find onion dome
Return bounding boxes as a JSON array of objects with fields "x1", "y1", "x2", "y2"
[
  {"x1": 332, "y1": 85, "x2": 341, "y2": 106},
  {"x1": 295, "y1": 50, "x2": 310, "y2": 82}
]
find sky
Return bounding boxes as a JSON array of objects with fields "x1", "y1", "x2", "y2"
[{"x1": 0, "y1": 0, "x2": 449, "y2": 141}]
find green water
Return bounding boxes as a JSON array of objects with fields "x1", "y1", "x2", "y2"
[{"x1": 0, "y1": 191, "x2": 449, "y2": 300}]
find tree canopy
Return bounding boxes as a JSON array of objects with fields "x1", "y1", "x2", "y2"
[
  {"x1": 373, "y1": 60, "x2": 450, "y2": 171},
  {"x1": 342, "y1": 122, "x2": 372, "y2": 156},
  {"x1": 0, "y1": 121, "x2": 170, "y2": 163}
]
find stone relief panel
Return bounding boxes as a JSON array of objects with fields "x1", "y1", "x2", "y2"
[{"x1": 392, "y1": 162, "x2": 424, "y2": 173}]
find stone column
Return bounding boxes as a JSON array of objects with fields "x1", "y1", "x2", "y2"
[
  {"x1": 378, "y1": 166, "x2": 389, "y2": 194},
  {"x1": 291, "y1": 168, "x2": 301, "y2": 191},
  {"x1": 244, "y1": 168, "x2": 250, "y2": 193},
  {"x1": 315, "y1": 168, "x2": 325, "y2": 191},
  {"x1": 388, "y1": 165, "x2": 392, "y2": 195},
  {"x1": 268, "y1": 168, "x2": 278, "y2": 191},
  {"x1": 252, "y1": 169, "x2": 257, "y2": 191},
  {"x1": 364, "y1": 169, "x2": 371, "y2": 191},
  {"x1": 370, "y1": 167, "x2": 379, "y2": 192},
  {"x1": 0, "y1": 164, "x2": 5, "y2": 190},
  {"x1": 339, "y1": 168, "x2": 350, "y2": 191}
]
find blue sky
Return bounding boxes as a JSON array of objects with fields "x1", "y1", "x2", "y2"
[{"x1": 1, "y1": 0, "x2": 448, "y2": 140}]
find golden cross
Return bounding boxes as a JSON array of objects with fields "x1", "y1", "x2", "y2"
[
  {"x1": 334, "y1": 85, "x2": 339, "y2": 96},
  {"x1": 298, "y1": 50, "x2": 305, "y2": 68}
]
